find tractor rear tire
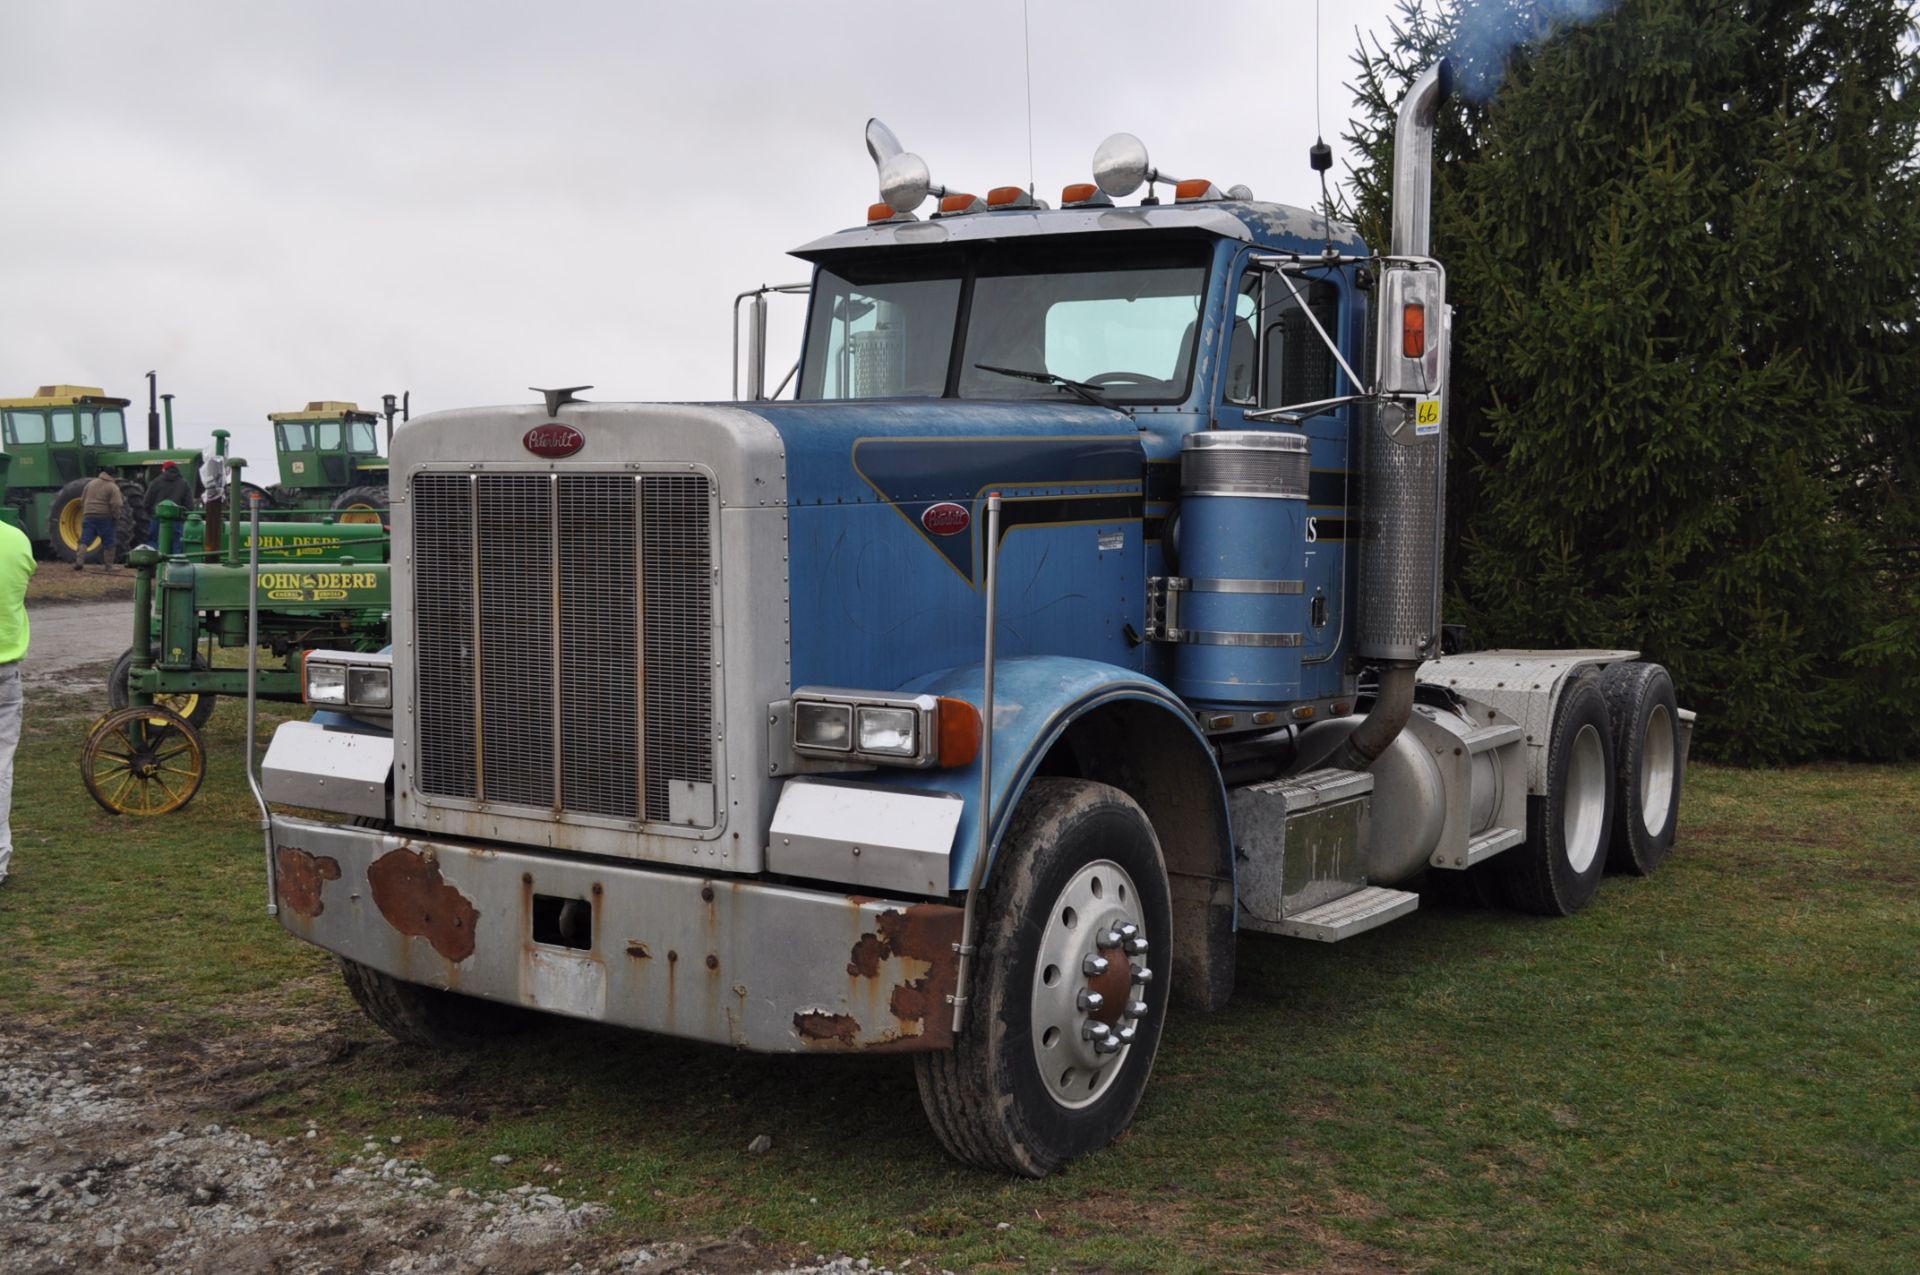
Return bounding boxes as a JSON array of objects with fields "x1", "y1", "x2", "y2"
[
  {"x1": 332, "y1": 485, "x2": 387, "y2": 525},
  {"x1": 48, "y1": 478, "x2": 143, "y2": 564},
  {"x1": 108, "y1": 648, "x2": 217, "y2": 730},
  {"x1": 338, "y1": 958, "x2": 535, "y2": 1050},
  {"x1": 1600, "y1": 662, "x2": 1682, "y2": 876},
  {"x1": 1497, "y1": 676, "x2": 1615, "y2": 917}
]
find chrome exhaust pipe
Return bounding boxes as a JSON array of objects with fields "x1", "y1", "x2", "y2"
[{"x1": 1390, "y1": 59, "x2": 1454, "y2": 258}]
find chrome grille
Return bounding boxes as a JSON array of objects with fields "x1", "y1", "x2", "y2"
[
  {"x1": 411, "y1": 471, "x2": 714, "y2": 827},
  {"x1": 641, "y1": 476, "x2": 714, "y2": 821}
]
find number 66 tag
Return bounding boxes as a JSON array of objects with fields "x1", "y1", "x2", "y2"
[{"x1": 1413, "y1": 398, "x2": 1441, "y2": 436}]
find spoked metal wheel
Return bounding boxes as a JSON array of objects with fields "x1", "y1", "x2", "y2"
[
  {"x1": 80, "y1": 705, "x2": 207, "y2": 816},
  {"x1": 1030, "y1": 859, "x2": 1154, "y2": 1109}
]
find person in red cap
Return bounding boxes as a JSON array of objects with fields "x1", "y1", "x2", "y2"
[{"x1": 145, "y1": 459, "x2": 194, "y2": 556}]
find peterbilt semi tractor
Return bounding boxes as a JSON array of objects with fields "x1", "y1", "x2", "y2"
[{"x1": 258, "y1": 62, "x2": 1691, "y2": 1176}]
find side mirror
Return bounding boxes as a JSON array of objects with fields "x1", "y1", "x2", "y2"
[{"x1": 1373, "y1": 264, "x2": 1446, "y2": 417}]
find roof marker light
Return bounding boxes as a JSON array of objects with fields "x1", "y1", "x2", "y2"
[
  {"x1": 1060, "y1": 182, "x2": 1113, "y2": 208},
  {"x1": 934, "y1": 192, "x2": 986, "y2": 216},
  {"x1": 986, "y1": 186, "x2": 1048, "y2": 210},
  {"x1": 867, "y1": 202, "x2": 917, "y2": 224},
  {"x1": 1174, "y1": 178, "x2": 1224, "y2": 203}
]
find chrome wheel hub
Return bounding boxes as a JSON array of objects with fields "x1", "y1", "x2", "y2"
[
  {"x1": 1030, "y1": 859, "x2": 1151, "y2": 1109},
  {"x1": 1563, "y1": 721, "x2": 1607, "y2": 874},
  {"x1": 1640, "y1": 703, "x2": 1675, "y2": 835}
]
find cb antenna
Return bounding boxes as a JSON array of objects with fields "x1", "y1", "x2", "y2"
[{"x1": 1312, "y1": 0, "x2": 1337, "y2": 257}]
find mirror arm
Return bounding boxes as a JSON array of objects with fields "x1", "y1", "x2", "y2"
[{"x1": 1245, "y1": 393, "x2": 1371, "y2": 425}]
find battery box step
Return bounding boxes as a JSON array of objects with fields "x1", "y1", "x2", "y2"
[{"x1": 1274, "y1": 885, "x2": 1419, "y2": 942}]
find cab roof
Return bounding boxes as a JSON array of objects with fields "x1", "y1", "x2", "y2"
[
  {"x1": 790, "y1": 199, "x2": 1365, "y2": 261},
  {"x1": 268, "y1": 401, "x2": 378, "y2": 423},
  {"x1": 0, "y1": 385, "x2": 131, "y2": 409}
]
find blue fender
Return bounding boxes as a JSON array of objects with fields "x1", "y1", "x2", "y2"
[{"x1": 845, "y1": 655, "x2": 1231, "y2": 894}]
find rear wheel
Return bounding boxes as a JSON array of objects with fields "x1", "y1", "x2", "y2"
[
  {"x1": 108, "y1": 647, "x2": 216, "y2": 729},
  {"x1": 914, "y1": 779, "x2": 1171, "y2": 1176},
  {"x1": 332, "y1": 485, "x2": 387, "y2": 525},
  {"x1": 1497, "y1": 677, "x2": 1615, "y2": 917},
  {"x1": 339, "y1": 958, "x2": 534, "y2": 1049},
  {"x1": 1600, "y1": 662, "x2": 1682, "y2": 875}
]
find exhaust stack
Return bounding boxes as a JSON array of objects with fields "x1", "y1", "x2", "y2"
[{"x1": 1334, "y1": 60, "x2": 1454, "y2": 774}]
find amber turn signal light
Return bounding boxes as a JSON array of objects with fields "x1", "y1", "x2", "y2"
[
  {"x1": 936, "y1": 696, "x2": 983, "y2": 768},
  {"x1": 1403, "y1": 302, "x2": 1427, "y2": 358}
]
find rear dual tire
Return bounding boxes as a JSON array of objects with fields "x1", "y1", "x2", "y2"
[
  {"x1": 1499, "y1": 676, "x2": 1615, "y2": 916},
  {"x1": 1600, "y1": 662, "x2": 1682, "y2": 876}
]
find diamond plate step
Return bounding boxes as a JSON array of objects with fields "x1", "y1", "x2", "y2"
[
  {"x1": 1430, "y1": 825, "x2": 1524, "y2": 870},
  {"x1": 1275, "y1": 886, "x2": 1419, "y2": 942}
]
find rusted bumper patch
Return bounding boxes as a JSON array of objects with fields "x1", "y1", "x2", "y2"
[
  {"x1": 367, "y1": 847, "x2": 479, "y2": 963},
  {"x1": 274, "y1": 847, "x2": 340, "y2": 919}
]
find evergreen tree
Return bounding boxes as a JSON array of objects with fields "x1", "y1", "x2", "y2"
[{"x1": 1348, "y1": 0, "x2": 1920, "y2": 762}]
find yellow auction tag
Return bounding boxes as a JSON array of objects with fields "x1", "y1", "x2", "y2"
[{"x1": 1415, "y1": 399, "x2": 1441, "y2": 426}]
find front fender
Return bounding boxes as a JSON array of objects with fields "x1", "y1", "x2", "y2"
[{"x1": 842, "y1": 656, "x2": 1225, "y2": 892}]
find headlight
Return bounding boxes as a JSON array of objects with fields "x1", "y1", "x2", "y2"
[
  {"x1": 856, "y1": 706, "x2": 918, "y2": 756},
  {"x1": 785, "y1": 689, "x2": 978, "y2": 769},
  {"x1": 347, "y1": 666, "x2": 392, "y2": 709},
  {"x1": 306, "y1": 661, "x2": 347, "y2": 705},
  {"x1": 793, "y1": 701, "x2": 853, "y2": 750}
]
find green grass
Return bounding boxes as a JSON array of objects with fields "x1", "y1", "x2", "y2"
[{"x1": 4, "y1": 683, "x2": 1915, "y2": 1273}]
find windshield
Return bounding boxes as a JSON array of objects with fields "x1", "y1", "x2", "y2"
[
  {"x1": 348, "y1": 420, "x2": 379, "y2": 453},
  {"x1": 800, "y1": 238, "x2": 1211, "y2": 405},
  {"x1": 81, "y1": 409, "x2": 126, "y2": 447}
]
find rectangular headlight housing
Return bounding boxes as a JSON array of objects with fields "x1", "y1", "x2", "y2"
[
  {"x1": 793, "y1": 700, "x2": 853, "y2": 751},
  {"x1": 303, "y1": 650, "x2": 394, "y2": 716},
  {"x1": 305, "y1": 661, "x2": 347, "y2": 705},
  {"x1": 788, "y1": 689, "x2": 945, "y2": 768},
  {"x1": 347, "y1": 665, "x2": 392, "y2": 709}
]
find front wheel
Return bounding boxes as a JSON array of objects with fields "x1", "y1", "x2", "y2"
[
  {"x1": 331, "y1": 485, "x2": 387, "y2": 525},
  {"x1": 914, "y1": 778, "x2": 1171, "y2": 1177},
  {"x1": 339, "y1": 958, "x2": 533, "y2": 1049}
]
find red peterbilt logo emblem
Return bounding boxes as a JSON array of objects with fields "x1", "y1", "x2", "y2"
[
  {"x1": 921, "y1": 502, "x2": 971, "y2": 536},
  {"x1": 523, "y1": 423, "x2": 584, "y2": 458}
]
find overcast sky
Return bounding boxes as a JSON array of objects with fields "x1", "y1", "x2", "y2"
[{"x1": 0, "y1": 0, "x2": 1406, "y2": 467}]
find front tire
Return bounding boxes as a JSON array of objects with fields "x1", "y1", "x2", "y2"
[
  {"x1": 1600, "y1": 662, "x2": 1682, "y2": 875},
  {"x1": 339, "y1": 958, "x2": 533, "y2": 1049},
  {"x1": 1498, "y1": 676, "x2": 1616, "y2": 916},
  {"x1": 914, "y1": 778, "x2": 1171, "y2": 1177},
  {"x1": 108, "y1": 647, "x2": 217, "y2": 729}
]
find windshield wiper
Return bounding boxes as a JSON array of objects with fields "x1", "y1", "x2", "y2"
[{"x1": 972, "y1": 364, "x2": 1125, "y2": 411}]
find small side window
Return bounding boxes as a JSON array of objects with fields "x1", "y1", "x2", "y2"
[
  {"x1": 3, "y1": 410, "x2": 47, "y2": 446},
  {"x1": 1261, "y1": 280, "x2": 1340, "y2": 408},
  {"x1": 51, "y1": 410, "x2": 76, "y2": 444},
  {"x1": 314, "y1": 422, "x2": 343, "y2": 450},
  {"x1": 1222, "y1": 275, "x2": 1261, "y2": 405},
  {"x1": 278, "y1": 423, "x2": 309, "y2": 450}
]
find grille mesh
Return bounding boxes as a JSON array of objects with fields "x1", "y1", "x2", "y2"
[
  {"x1": 641, "y1": 476, "x2": 715, "y2": 822},
  {"x1": 413, "y1": 476, "x2": 475, "y2": 798},
  {"x1": 411, "y1": 471, "x2": 714, "y2": 826}
]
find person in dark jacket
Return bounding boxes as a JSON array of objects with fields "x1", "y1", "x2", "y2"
[
  {"x1": 144, "y1": 460, "x2": 194, "y2": 555},
  {"x1": 77, "y1": 469, "x2": 124, "y2": 571}
]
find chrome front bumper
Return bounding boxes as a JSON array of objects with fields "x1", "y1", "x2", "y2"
[{"x1": 269, "y1": 815, "x2": 961, "y2": 1054}]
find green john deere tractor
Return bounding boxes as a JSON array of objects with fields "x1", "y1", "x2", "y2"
[
  {"x1": 0, "y1": 385, "x2": 205, "y2": 561},
  {"x1": 263, "y1": 401, "x2": 391, "y2": 523}
]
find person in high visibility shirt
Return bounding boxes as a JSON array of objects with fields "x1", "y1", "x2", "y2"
[{"x1": 0, "y1": 519, "x2": 34, "y2": 885}]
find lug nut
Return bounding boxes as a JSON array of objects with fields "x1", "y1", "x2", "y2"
[
  {"x1": 1114, "y1": 1025, "x2": 1137, "y2": 1046},
  {"x1": 1130, "y1": 965, "x2": 1153, "y2": 985},
  {"x1": 1096, "y1": 928, "x2": 1123, "y2": 949},
  {"x1": 1116, "y1": 922, "x2": 1138, "y2": 939},
  {"x1": 1125, "y1": 999, "x2": 1149, "y2": 1018},
  {"x1": 1091, "y1": 1033, "x2": 1122, "y2": 1055},
  {"x1": 1082, "y1": 955, "x2": 1110, "y2": 977},
  {"x1": 1125, "y1": 936, "x2": 1149, "y2": 955},
  {"x1": 1077, "y1": 990, "x2": 1105, "y2": 1013},
  {"x1": 1083, "y1": 1021, "x2": 1112, "y2": 1041}
]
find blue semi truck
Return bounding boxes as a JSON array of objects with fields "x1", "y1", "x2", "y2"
[{"x1": 258, "y1": 62, "x2": 1691, "y2": 1175}]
